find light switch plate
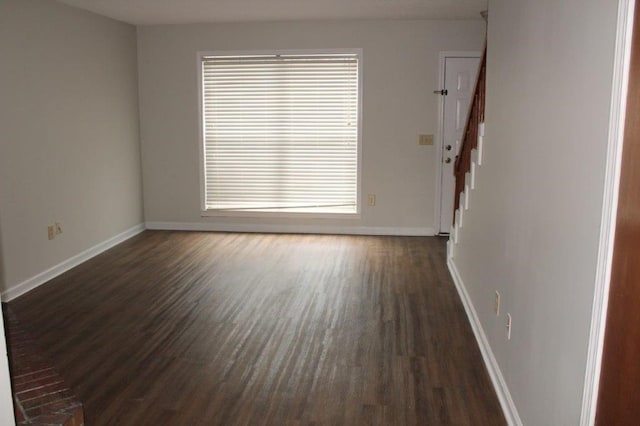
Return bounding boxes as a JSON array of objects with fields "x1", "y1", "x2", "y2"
[{"x1": 419, "y1": 134, "x2": 434, "y2": 145}]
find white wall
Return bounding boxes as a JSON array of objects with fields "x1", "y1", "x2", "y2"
[
  {"x1": 0, "y1": 0, "x2": 144, "y2": 296},
  {"x1": 451, "y1": 0, "x2": 619, "y2": 424},
  {"x1": 137, "y1": 20, "x2": 485, "y2": 234}
]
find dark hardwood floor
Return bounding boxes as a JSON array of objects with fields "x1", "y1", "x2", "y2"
[{"x1": 7, "y1": 231, "x2": 505, "y2": 425}]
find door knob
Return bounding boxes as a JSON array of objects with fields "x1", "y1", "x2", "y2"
[
  {"x1": 446, "y1": 145, "x2": 452, "y2": 151},
  {"x1": 445, "y1": 158, "x2": 452, "y2": 164}
]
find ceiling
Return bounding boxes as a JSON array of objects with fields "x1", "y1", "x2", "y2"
[{"x1": 53, "y1": 0, "x2": 488, "y2": 26}]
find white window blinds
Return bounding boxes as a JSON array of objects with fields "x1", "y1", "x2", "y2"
[{"x1": 200, "y1": 52, "x2": 360, "y2": 214}]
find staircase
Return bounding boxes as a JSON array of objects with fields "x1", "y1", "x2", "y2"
[{"x1": 449, "y1": 46, "x2": 487, "y2": 252}]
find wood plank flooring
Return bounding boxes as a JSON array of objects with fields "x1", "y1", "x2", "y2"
[{"x1": 7, "y1": 231, "x2": 505, "y2": 425}]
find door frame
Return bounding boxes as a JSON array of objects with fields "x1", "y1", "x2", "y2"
[
  {"x1": 580, "y1": 0, "x2": 635, "y2": 424},
  {"x1": 434, "y1": 51, "x2": 481, "y2": 234}
]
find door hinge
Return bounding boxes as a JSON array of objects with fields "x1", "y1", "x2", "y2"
[{"x1": 433, "y1": 89, "x2": 448, "y2": 96}]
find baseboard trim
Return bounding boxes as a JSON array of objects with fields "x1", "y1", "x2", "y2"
[
  {"x1": 145, "y1": 221, "x2": 435, "y2": 237},
  {"x1": 1, "y1": 224, "x2": 146, "y2": 302},
  {"x1": 447, "y1": 255, "x2": 523, "y2": 426}
]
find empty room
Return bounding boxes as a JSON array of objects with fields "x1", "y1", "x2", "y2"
[{"x1": 0, "y1": 0, "x2": 638, "y2": 425}]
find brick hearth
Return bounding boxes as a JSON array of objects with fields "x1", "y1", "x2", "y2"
[{"x1": 3, "y1": 306, "x2": 84, "y2": 426}]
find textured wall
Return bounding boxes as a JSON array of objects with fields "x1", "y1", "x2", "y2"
[
  {"x1": 451, "y1": 0, "x2": 619, "y2": 423},
  {"x1": 0, "y1": 0, "x2": 144, "y2": 293}
]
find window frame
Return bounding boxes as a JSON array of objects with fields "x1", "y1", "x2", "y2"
[{"x1": 197, "y1": 48, "x2": 363, "y2": 219}]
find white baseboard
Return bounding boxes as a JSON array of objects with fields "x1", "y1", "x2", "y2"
[
  {"x1": 145, "y1": 221, "x2": 435, "y2": 237},
  {"x1": 1, "y1": 223, "x2": 146, "y2": 302},
  {"x1": 447, "y1": 255, "x2": 523, "y2": 426}
]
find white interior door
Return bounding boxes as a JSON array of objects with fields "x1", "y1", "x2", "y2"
[{"x1": 439, "y1": 55, "x2": 480, "y2": 234}]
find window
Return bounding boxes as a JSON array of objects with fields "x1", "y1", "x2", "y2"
[{"x1": 199, "y1": 50, "x2": 361, "y2": 216}]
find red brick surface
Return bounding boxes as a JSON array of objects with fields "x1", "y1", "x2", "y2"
[{"x1": 3, "y1": 306, "x2": 84, "y2": 426}]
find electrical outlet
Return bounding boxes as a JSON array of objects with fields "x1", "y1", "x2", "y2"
[
  {"x1": 47, "y1": 225, "x2": 55, "y2": 240},
  {"x1": 368, "y1": 194, "x2": 376, "y2": 206},
  {"x1": 506, "y1": 313, "x2": 512, "y2": 340},
  {"x1": 494, "y1": 291, "x2": 501, "y2": 316},
  {"x1": 55, "y1": 222, "x2": 62, "y2": 235},
  {"x1": 419, "y1": 134, "x2": 434, "y2": 146}
]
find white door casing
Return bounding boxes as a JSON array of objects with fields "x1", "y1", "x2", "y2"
[
  {"x1": 0, "y1": 310, "x2": 15, "y2": 425},
  {"x1": 436, "y1": 54, "x2": 480, "y2": 234}
]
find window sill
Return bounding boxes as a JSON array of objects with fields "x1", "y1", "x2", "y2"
[{"x1": 200, "y1": 209, "x2": 361, "y2": 220}]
